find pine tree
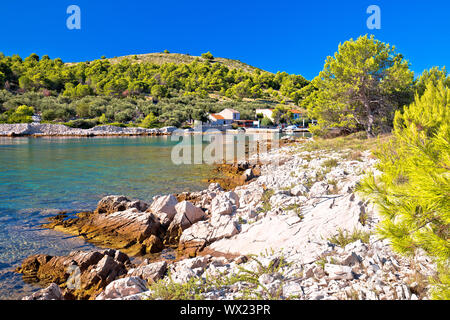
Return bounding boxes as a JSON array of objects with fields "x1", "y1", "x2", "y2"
[
  {"x1": 307, "y1": 35, "x2": 414, "y2": 137},
  {"x1": 359, "y1": 80, "x2": 450, "y2": 299}
]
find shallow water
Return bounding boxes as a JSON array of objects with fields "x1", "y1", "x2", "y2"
[{"x1": 0, "y1": 136, "x2": 214, "y2": 299}]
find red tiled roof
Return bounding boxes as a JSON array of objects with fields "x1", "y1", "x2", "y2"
[
  {"x1": 290, "y1": 110, "x2": 302, "y2": 114},
  {"x1": 210, "y1": 114, "x2": 225, "y2": 120}
]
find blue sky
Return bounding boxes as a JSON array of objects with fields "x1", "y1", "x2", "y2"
[{"x1": 0, "y1": 0, "x2": 448, "y2": 79}]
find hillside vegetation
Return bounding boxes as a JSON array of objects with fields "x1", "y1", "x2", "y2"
[{"x1": 0, "y1": 51, "x2": 309, "y2": 128}]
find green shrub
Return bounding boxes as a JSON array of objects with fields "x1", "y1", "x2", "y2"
[
  {"x1": 140, "y1": 112, "x2": 159, "y2": 128},
  {"x1": 3, "y1": 105, "x2": 34, "y2": 123},
  {"x1": 260, "y1": 117, "x2": 273, "y2": 127}
]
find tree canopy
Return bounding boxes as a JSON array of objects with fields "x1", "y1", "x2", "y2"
[
  {"x1": 359, "y1": 80, "x2": 450, "y2": 299},
  {"x1": 306, "y1": 35, "x2": 414, "y2": 137}
]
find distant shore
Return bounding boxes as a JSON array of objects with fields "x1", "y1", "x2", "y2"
[
  {"x1": 0, "y1": 123, "x2": 175, "y2": 137},
  {"x1": 0, "y1": 123, "x2": 297, "y2": 138}
]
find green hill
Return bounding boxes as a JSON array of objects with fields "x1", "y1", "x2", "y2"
[
  {"x1": 0, "y1": 51, "x2": 311, "y2": 128},
  {"x1": 104, "y1": 52, "x2": 263, "y2": 74}
]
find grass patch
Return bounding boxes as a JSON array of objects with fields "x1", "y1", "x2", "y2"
[
  {"x1": 327, "y1": 179, "x2": 339, "y2": 194},
  {"x1": 146, "y1": 254, "x2": 291, "y2": 300},
  {"x1": 283, "y1": 203, "x2": 303, "y2": 219},
  {"x1": 322, "y1": 158, "x2": 339, "y2": 169},
  {"x1": 303, "y1": 134, "x2": 391, "y2": 153},
  {"x1": 257, "y1": 189, "x2": 275, "y2": 213},
  {"x1": 327, "y1": 228, "x2": 372, "y2": 247},
  {"x1": 344, "y1": 151, "x2": 364, "y2": 162}
]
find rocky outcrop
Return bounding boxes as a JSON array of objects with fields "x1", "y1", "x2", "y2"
[
  {"x1": 22, "y1": 283, "x2": 64, "y2": 300},
  {"x1": 148, "y1": 194, "x2": 178, "y2": 227},
  {"x1": 17, "y1": 249, "x2": 131, "y2": 299},
  {"x1": 166, "y1": 201, "x2": 207, "y2": 243},
  {"x1": 95, "y1": 277, "x2": 148, "y2": 300},
  {"x1": 20, "y1": 139, "x2": 437, "y2": 300},
  {"x1": 127, "y1": 260, "x2": 167, "y2": 284},
  {"x1": 0, "y1": 123, "x2": 174, "y2": 137},
  {"x1": 95, "y1": 195, "x2": 149, "y2": 215},
  {"x1": 43, "y1": 196, "x2": 164, "y2": 256},
  {"x1": 206, "y1": 161, "x2": 261, "y2": 190}
]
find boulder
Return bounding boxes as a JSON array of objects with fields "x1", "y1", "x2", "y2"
[
  {"x1": 149, "y1": 194, "x2": 178, "y2": 226},
  {"x1": 169, "y1": 256, "x2": 209, "y2": 283},
  {"x1": 339, "y1": 252, "x2": 361, "y2": 266},
  {"x1": 95, "y1": 195, "x2": 148, "y2": 215},
  {"x1": 17, "y1": 249, "x2": 130, "y2": 300},
  {"x1": 166, "y1": 201, "x2": 207, "y2": 242},
  {"x1": 178, "y1": 214, "x2": 239, "y2": 256},
  {"x1": 22, "y1": 283, "x2": 63, "y2": 300},
  {"x1": 128, "y1": 260, "x2": 167, "y2": 283},
  {"x1": 241, "y1": 169, "x2": 255, "y2": 182},
  {"x1": 43, "y1": 208, "x2": 164, "y2": 256},
  {"x1": 324, "y1": 264, "x2": 354, "y2": 280},
  {"x1": 210, "y1": 191, "x2": 240, "y2": 216},
  {"x1": 95, "y1": 277, "x2": 148, "y2": 300}
]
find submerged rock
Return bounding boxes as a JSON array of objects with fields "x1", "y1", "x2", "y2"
[{"x1": 44, "y1": 206, "x2": 164, "y2": 256}]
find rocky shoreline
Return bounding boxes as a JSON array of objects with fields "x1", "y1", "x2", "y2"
[
  {"x1": 0, "y1": 123, "x2": 177, "y2": 137},
  {"x1": 16, "y1": 139, "x2": 437, "y2": 300}
]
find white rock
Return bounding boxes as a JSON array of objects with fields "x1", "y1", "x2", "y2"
[
  {"x1": 291, "y1": 184, "x2": 308, "y2": 196},
  {"x1": 150, "y1": 194, "x2": 178, "y2": 225},
  {"x1": 96, "y1": 277, "x2": 148, "y2": 300},
  {"x1": 169, "y1": 201, "x2": 206, "y2": 231},
  {"x1": 324, "y1": 264, "x2": 354, "y2": 280},
  {"x1": 22, "y1": 283, "x2": 63, "y2": 300},
  {"x1": 128, "y1": 260, "x2": 167, "y2": 283}
]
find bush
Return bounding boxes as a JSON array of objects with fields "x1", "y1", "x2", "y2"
[
  {"x1": 359, "y1": 81, "x2": 450, "y2": 299},
  {"x1": 3, "y1": 105, "x2": 34, "y2": 123},
  {"x1": 201, "y1": 51, "x2": 214, "y2": 60},
  {"x1": 140, "y1": 112, "x2": 159, "y2": 128},
  {"x1": 260, "y1": 117, "x2": 273, "y2": 127},
  {"x1": 65, "y1": 119, "x2": 98, "y2": 129}
]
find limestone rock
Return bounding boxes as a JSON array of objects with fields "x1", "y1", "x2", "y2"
[
  {"x1": 96, "y1": 277, "x2": 148, "y2": 300},
  {"x1": 96, "y1": 195, "x2": 148, "y2": 215},
  {"x1": 166, "y1": 201, "x2": 207, "y2": 242},
  {"x1": 149, "y1": 194, "x2": 178, "y2": 226},
  {"x1": 324, "y1": 264, "x2": 354, "y2": 280},
  {"x1": 43, "y1": 208, "x2": 164, "y2": 256},
  {"x1": 128, "y1": 260, "x2": 167, "y2": 283},
  {"x1": 22, "y1": 283, "x2": 63, "y2": 300},
  {"x1": 17, "y1": 249, "x2": 130, "y2": 299},
  {"x1": 291, "y1": 184, "x2": 308, "y2": 197}
]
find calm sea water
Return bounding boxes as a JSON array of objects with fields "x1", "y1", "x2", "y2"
[{"x1": 0, "y1": 136, "x2": 215, "y2": 299}]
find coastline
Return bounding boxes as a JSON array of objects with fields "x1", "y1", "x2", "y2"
[
  {"x1": 14, "y1": 138, "x2": 437, "y2": 300},
  {"x1": 0, "y1": 123, "x2": 175, "y2": 137},
  {"x1": 0, "y1": 123, "x2": 291, "y2": 138}
]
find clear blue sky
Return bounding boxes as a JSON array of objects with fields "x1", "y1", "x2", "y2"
[{"x1": 0, "y1": 0, "x2": 448, "y2": 80}]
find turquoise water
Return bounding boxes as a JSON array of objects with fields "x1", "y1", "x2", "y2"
[{"x1": 0, "y1": 136, "x2": 214, "y2": 299}]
